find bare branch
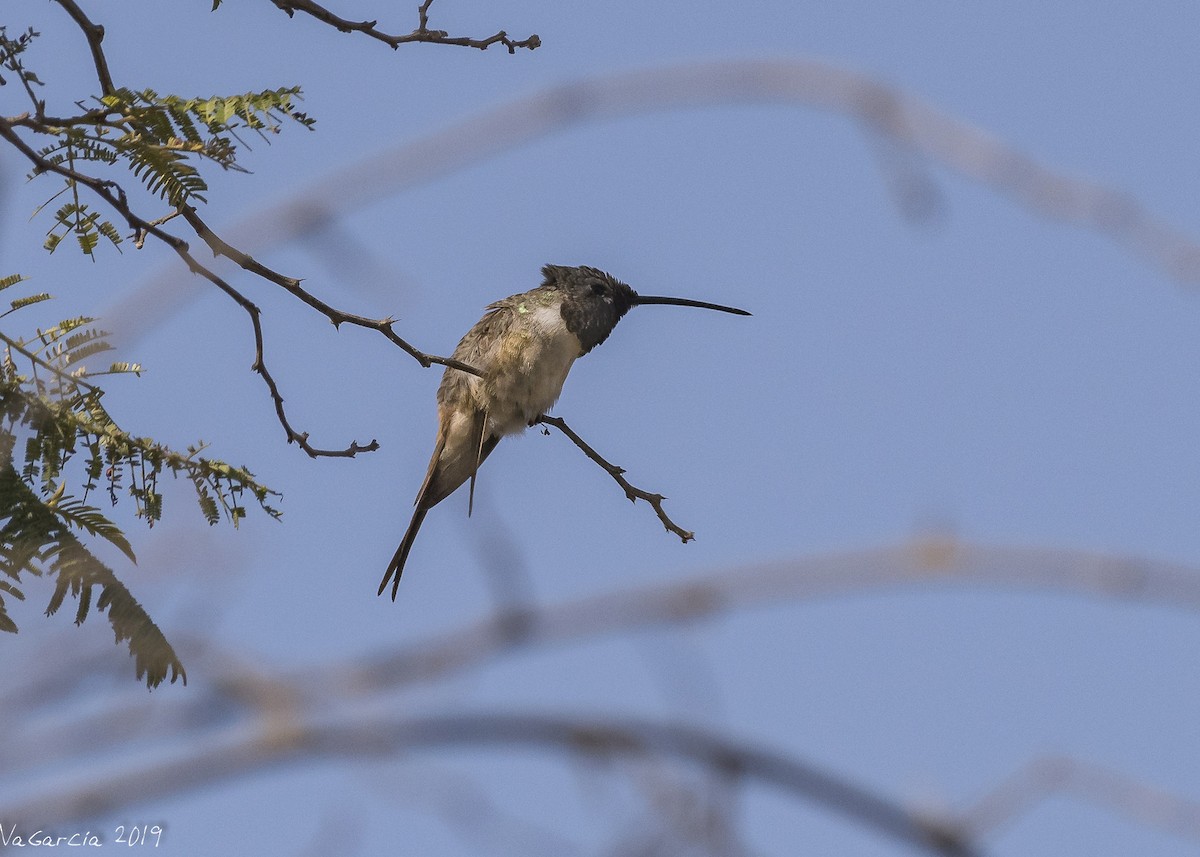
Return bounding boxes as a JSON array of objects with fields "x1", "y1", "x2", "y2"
[
  {"x1": 0, "y1": 712, "x2": 976, "y2": 857},
  {"x1": 267, "y1": 0, "x2": 540, "y2": 53},
  {"x1": 111, "y1": 58, "x2": 1199, "y2": 320},
  {"x1": 3, "y1": 9, "x2": 487, "y2": 459},
  {"x1": 175, "y1": 205, "x2": 481, "y2": 376},
  {"x1": 50, "y1": 0, "x2": 115, "y2": 96},
  {"x1": 0, "y1": 93, "x2": 484, "y2": 455},
  {"x1": 537, "y1": 414, "x2": 695, "y2": 543},
  {"x1": 3, "y1": 109, "x2": 120, "y2": 130},
  {"x1": 5, "y1": 103, "x2": 475, "y2": 378},
  {"x1": 131, "y1": 209, "x2": 182, "y2": 249},
  {"x1": 0, "y1": 115, "x2": 375, "y2": 459},
  {"x1": 9, "y1": 539, "x2": 1200, "y2": 852},
  {"x1": 330, "y1": 536, "x2": 1200, "y2": 695},
  {"x1": 11, "y1": 536, "x2": 1200, "y2": 746},
  {"x1": 957, "y1": 755, "x2": 1200, "y2": 843}
]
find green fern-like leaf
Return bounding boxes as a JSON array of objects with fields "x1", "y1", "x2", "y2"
[
  {"x1": 2, "y1": 277, "x2": 279, "y2": 685},
  {"x1": 0, "y1": 579, "x2": 26, "y2": 635},
  {"x1": 42, "y1": 202, "x2": 121, "y2": 259},
  {"x1": 58, "y1": 335, "x2": 115, "y2": 370},
  {"x1": 121, "y1": 142, "x2": 207, "y2": 205},
  {"x1": 76, "y1": 227, "x2": 100, "y2": 256},
  {"x1": 103, "y1": 361, "x2": 143, "y2": 376},
  {"x1": 0, "y1": 464, "x2": 186, "y2": 687},
  {"x1": 47, "y1": 491, "x2": 137, "y2": 563},
  {"x1": 193, "y1": 482, "x2": 220, "y2": 525},
  {"x1": 23, "y1": 80, "x2": 314, "y2": 250},
  {"x1": 7, "y1": 293, "x2": 51, "y2": 313},
  {"x1": 96, "y1": 219, "x2": 123, "y2": 248},
  {"x1": 36, "y1": 315, "x2": 93, "y2": 351},
  {"x1": 0, "y1": 273, "x2": 29, "y2": 293},
  {"x1": 34, "y1": 134, "x2": 119, "y2": 168}
]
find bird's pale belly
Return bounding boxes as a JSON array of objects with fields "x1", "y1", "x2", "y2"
[{"x1": 481, "y1": 308, "x2": 580, "y2": 436}]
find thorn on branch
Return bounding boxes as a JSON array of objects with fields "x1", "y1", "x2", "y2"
[
  {"x1": 176, "y1": 207, "x2": 479, "y2": 378},
  {"x1": 536, "y1": 415, "x2": 696, "y2": 543},
  {"x1": 268, "y1": 0, "x2": 539, "y2": 53}
]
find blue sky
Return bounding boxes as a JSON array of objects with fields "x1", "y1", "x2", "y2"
[{"x1": 4, "y1": 1, "x2": 1200, "y2": 855}]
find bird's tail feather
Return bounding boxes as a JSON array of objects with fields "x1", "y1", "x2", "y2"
[
  {"x1": 378, "y1": 505, "x2": 429, "y2": 601},
  {"x1": 379, "y1": 413, "x2": 499, "y2": 599}
]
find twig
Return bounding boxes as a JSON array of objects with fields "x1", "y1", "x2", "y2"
[
  {"x1": 175, "y1": 205, "x2": 481, "y2": 376},
  {"x1": 3, "y1": 109, "x2": 121, "y2": 130},
  {"x1": 0, "y1": 116, "x2": 374, "y2": 459},
  {"x1": 536, "y1": 415, "x2": 695, "y2": 543},
  {"x1": 6, "y1": 47, "x2": 45, "y2": 115},
  {"x1": 50, "y1": 0, "x2": 115, "y2": 96},
  {"x1": 7, "y1": 5, "x2": 483, "y2": 457},
  {"x1": 0, "y1": 105, "x2": 483, "y2": 455},
  {"x1": 268, "y1": 0, "x2": 540, "y2": 53},
  {"x1": 132, "y1": 209, "x2": 182, "y2": 249},
  {"x1": 416, "y1": 0, "x2": 433, "y2": 32},
  {"x1": 0, "y1": 330, "x2": 104, "y2": 394}
]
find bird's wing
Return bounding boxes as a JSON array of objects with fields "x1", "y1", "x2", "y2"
[{"x1": 413, "y1": 424, "x2": 448, "y2": 509}]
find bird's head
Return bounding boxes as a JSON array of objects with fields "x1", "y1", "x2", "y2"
[{"x1": 542, "y1": 264, "x2": 749, "y2": 354}]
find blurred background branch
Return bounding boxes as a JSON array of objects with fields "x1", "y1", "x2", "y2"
[
  {"x1": 5, "y1": 539, "x2": 1200, "y2": 854},
  {"x1": 107, "y1": 58, "x2": 1200, "y2": 348}
]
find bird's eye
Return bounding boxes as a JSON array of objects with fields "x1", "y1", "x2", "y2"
[{"x1": 590, "y1": 282, "x2": 607, "y2": 296}]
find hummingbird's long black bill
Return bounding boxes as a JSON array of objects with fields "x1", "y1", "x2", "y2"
[{"x1": 633, "y1": 295, "x2": 751, "y2": 316}]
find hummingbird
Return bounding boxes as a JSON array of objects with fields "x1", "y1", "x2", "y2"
[{"x1": 379, "y1": 264, "x2": 750, "y2": 600}]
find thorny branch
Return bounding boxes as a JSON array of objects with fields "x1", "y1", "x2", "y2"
[
  {"x1": 7, "y1": 5, "x2": 681, "y2": 554},
  {"x1": 536, "y1": 415, "x2": 696, "y2": 543},
  {"x1": 2, "y1": 4, "x2": 485, "y2": 458},
  {"x1": 174, "y1": 206, "x2": 482, "y2": 377},
  {"x1": 50, "y1": 0, "x2": 115, "y2": 95},
  {"x1": 269, "y1": 0, "x2": 540, "y2": 53},
  {"x1": 0, "y1": 116, "x2": 371, "y2": 459}
]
